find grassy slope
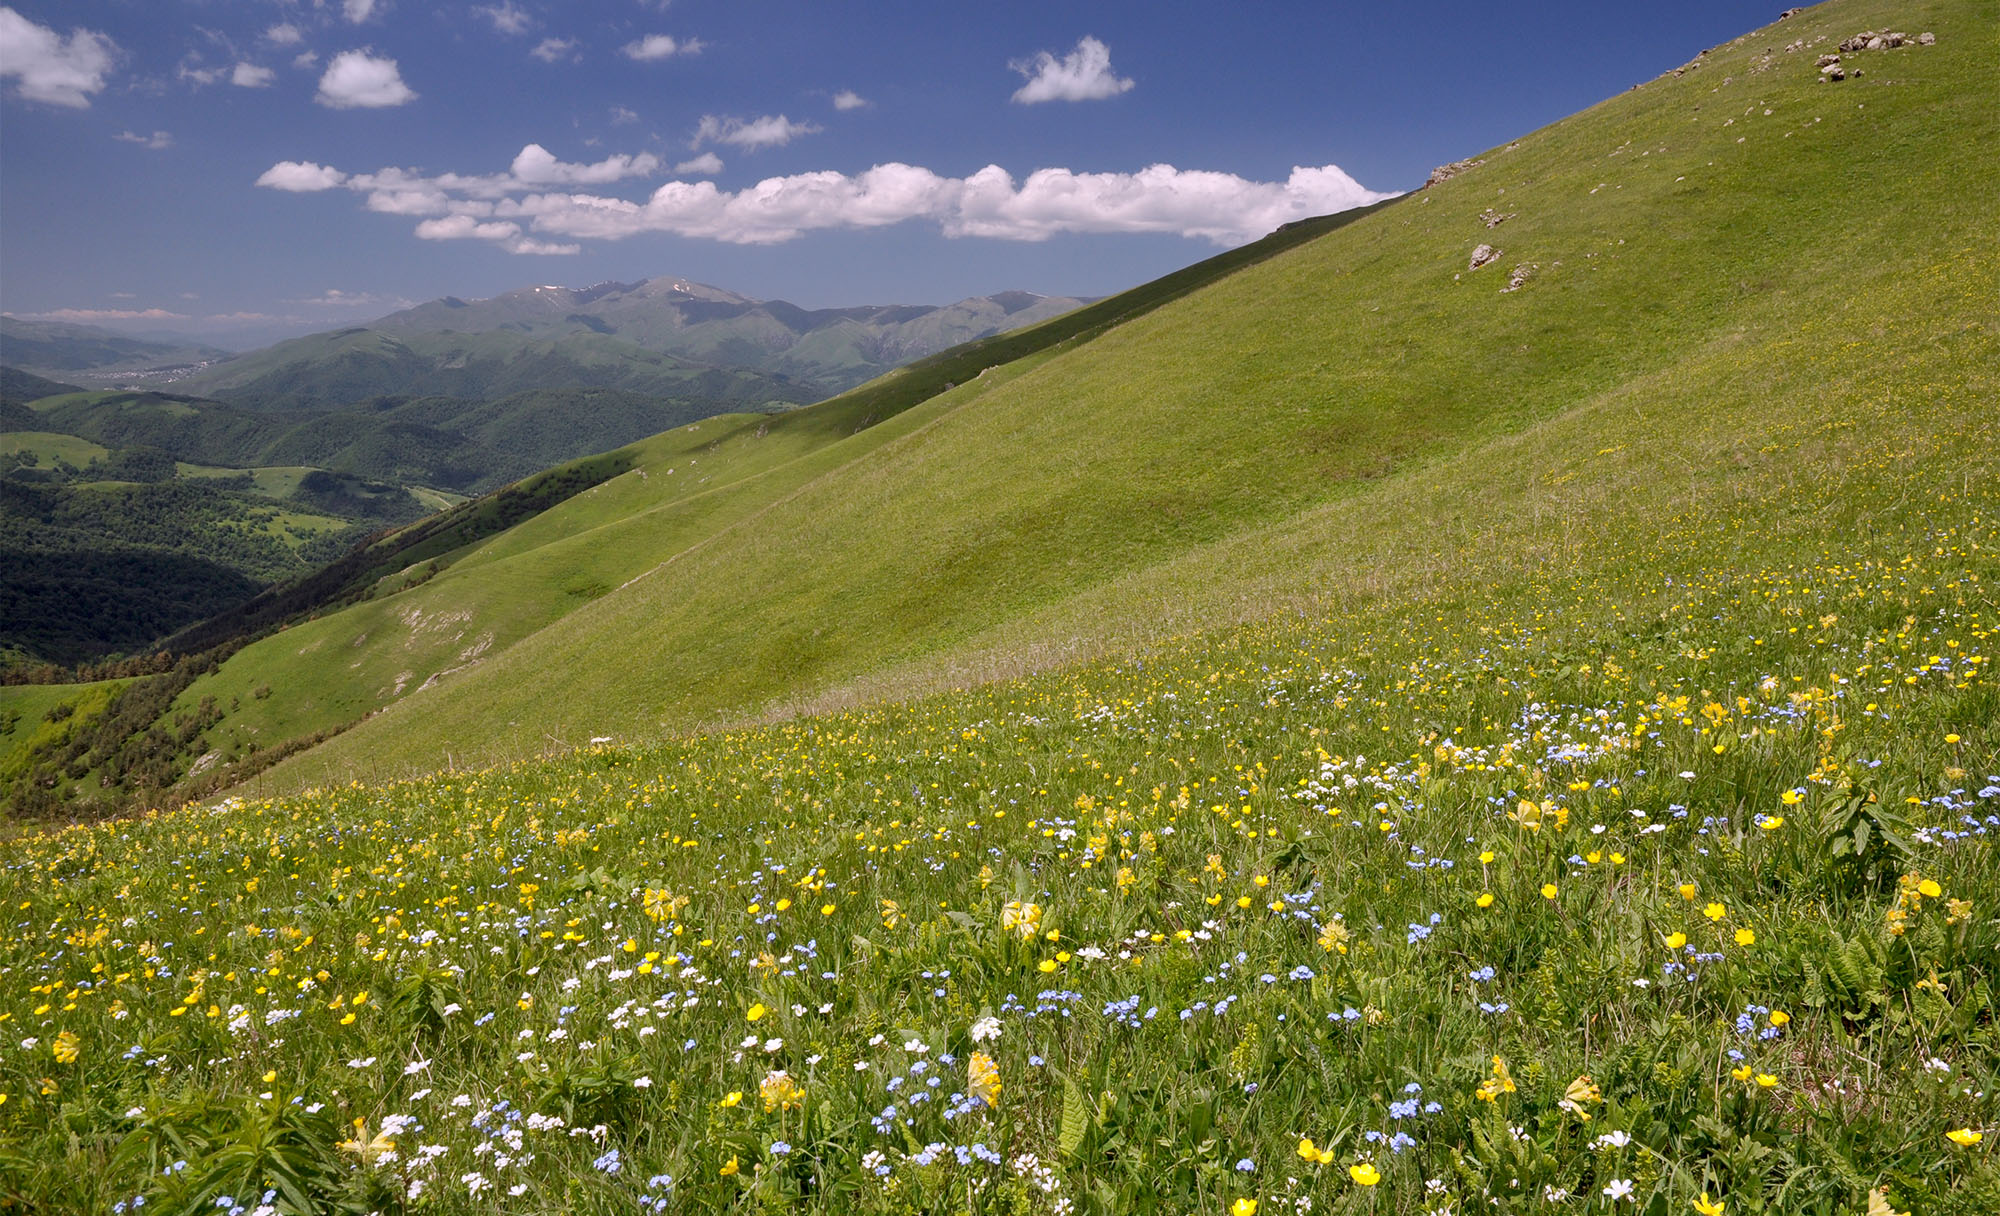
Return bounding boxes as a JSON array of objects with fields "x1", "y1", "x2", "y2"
[
  {"x1": 133, "y1": 207, "x2": 1378, "y2": 795},
  {"x1": 260, "y1": 0, "x2": 1993, "y2": 790}
]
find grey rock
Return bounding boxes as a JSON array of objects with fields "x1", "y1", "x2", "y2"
[{"x1": 1468, "y1": 244, "x2": 1502, "y2": 272}]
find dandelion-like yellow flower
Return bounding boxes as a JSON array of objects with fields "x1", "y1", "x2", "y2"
[
  {"x1": 1945, "y1": 1127, "x2": 1983, "y2": 1146},
  {"x1": 1476, "y1": 892, "x2": 1495, "y2": 908},
  {"x1": 1231, "y1": 1200, "x2": 1258, "y2": 1216},
  {"x1": 719, "y1": 1154, "x2": 740, "y2": 1176},
  {"x1": 1349, "y1": 1162, "x2": 1381, "y2": 1186},
  {"x1": 1917, "y1": 878, "x2": 1943, "y2": 899},
  {"x1": 746, "y1": 1002, "x2": 767, "y2": 1022},
  {"x1": 1664, "y1": 931, "x2": 1687, "y2": 949},
  {"x1": 1735, "y1": 928, "x2": 1756, "y2": 946},
  {"x1": 1704, "y1": 902, "x2": 1727, "y2": 922},
  {"x1": 1693, "y1": 1194, "x2": 1727, "y2": 1216},
  {"x1": 1541, "y1": 883, "x2": 1558, "y2": 900}
]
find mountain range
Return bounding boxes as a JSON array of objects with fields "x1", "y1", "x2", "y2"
[{"x1": 4, "y1": 281, "x2": 1095, "y2": 410}]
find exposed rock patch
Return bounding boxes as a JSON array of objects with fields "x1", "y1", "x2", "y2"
[
  {"x1": 1424, "y1": 158, "x2": 1485, "y2": 189},
  {"x1": 1501, "y1": 264, "x2": 1538, "y2": 294},
  {"x1": 1479, "y1": 209, "x2": 1516, "y2": 229},
  {"x1": 1468, "y1": 244, "x2": 1502, "y2": 272}
]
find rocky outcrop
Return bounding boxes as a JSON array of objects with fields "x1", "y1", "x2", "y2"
[
  {"x1": 1425, "y1": 158, "x2": 1485, "y2": 189},
  {"x1": 1468, "y1": 244, "x2": 1502, "y2": 272},
  {"x1": 1815, "y1": 29, "x2": 1933, "y2": 83}
]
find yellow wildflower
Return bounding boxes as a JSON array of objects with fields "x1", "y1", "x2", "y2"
[
  {"x1": 1349, "y1": 1162, "x2": 1381, "y2": 1186},
  {"x1": 759, "y1": 1069, "x2": 803, "y2": 1113},
  {"x1": 968, "y1": 1052, "x2": 1001, "y2": 1107}
]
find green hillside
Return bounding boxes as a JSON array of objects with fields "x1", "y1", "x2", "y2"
[
  {"x1": 0, "y1": 4, "x2": 1995, "y2": 1213},
  {"x1": 250, "y1": 0, "x2": 1991, "y2": 791},
  {"x1": 0, "y1": 182, "x2": 1384, "y2": 813}
]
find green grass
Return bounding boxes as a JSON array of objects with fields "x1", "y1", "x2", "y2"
[
  {"x1": 256, "y1": 0, "x2": 1993, "y2": 789},
  {"x1": 0, "y1": 680, "x2": 123, "y2": 787},
  {"x1": 0, "y1": 4, "x2": 1995, "y2": 1212},
  {"x1": 1, "y1": 432, "x2": 110, "y2": 467}
]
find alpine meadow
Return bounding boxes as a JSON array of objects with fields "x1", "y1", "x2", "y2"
[{"x1": 0, "y1": 2, "x2": 1995, "y2": 1215}]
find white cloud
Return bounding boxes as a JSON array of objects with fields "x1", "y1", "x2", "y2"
[
  {"x1": 343, "y1": 0, "x2": 380, "y2": 25},
  {"x1": 0, "y1": 6, "x2": 118, "y2": 107},
  {"x1": 114, "y1": 129, "x2": 173, "y2": 150},
  {"x1": 264, "y1": 148, "x2": 1394, "y2": 254},
  {"x1": 232, "y1": 62, "x2": 275, "y2": 87},
  {"x1": 179, "y1": 60, "x2": 224, "y2": 87},
  {"x1": 831, "y1": 89, "x2": 867, "y2": 111},
  {"x1": 510, "y1": 143, "x2": 660, "y2": 185},
  {"x1": 609, "y1": 104, "x2": 639, "y2": 124},
  {"x1": 264, "y1": 23, "x2": 304, "y2": 47},
  {"x1": 622, "y1": 34, "x2": 701, "y2": 61},
  {"x1": 293, "y1": 50, "x2": 320, "y2": 70},
  {"x1": 256, "y1": 160, "x2": 349, "y2": 191},
  {"x1": 674, "y1": 152, "x2": 723, "y2": 176},
  {"x1": 413, "y1": 214, "x2": 577, "y2": 255},
  {"x1": 415, "y1": 214, "x2": 520, "y2": 241},
  {"x1": 1010, "y1": 35, "x2": 1133, "y2": 104},
  {"x1": 530, "y1": 36, "x2": 577, "y2": 63},
  {"x1": 477, "y1": 3, "x2": 533, "y2": 35},
  {"x1": 317, "y1": 49, "x2": 415, "y2": 108},
  {"x1": 691, "y1": 113, "x2": 819, "y2": 151}
]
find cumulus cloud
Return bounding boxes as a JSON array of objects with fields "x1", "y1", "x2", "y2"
[
  {"x1": 0, "y1": 6, "x2": 118, "y2": 107},
  {"x1": 293, "y1": 50, "x2": 319, "y2": 69},
  {"x1": 675, "y1": 152, "x2": 723, "y2": 176},
  {"x1": 261, "y1": 143, "x2": 1393, "y2": 254},
  {"x1": 1010, "y1": 35, "x2": 1133, "y2": 104},
  {"x1": 831, "y1": 89, "x2": 868, "y2": 111},
  {"x1": 343, "y1": 0, "x2": 380, "y2": 25},
  {"x1": 510, "y1": 143, "x2": 660, "y2": 185},
  {"x1": 530, "y1": 37, "x2": 577, "y2": 63},
  {"x1": 256, "y1": 160, "x2": 349, "y2": 191},
  {"x1": 477, "y1": 3, "x2": 533, "y2": 35},
  {"x1": 622, "y1": 34, "x2": 701, "y2": 61},
  {"x1": 264, "y1": 23, "x2": 304, "y2": 47},
  {"x1": 317, "y1": 49, "x2": 415, "y2": 108},
  {"x1": 691, "y1": 113, "x2": 819, "y2": 152},
  {"x1": 232, "y1": 62, "x2": 275, "y2": 87},
  {"x1": 114, "y1": 129, "x2": 173, "y2": 149}
]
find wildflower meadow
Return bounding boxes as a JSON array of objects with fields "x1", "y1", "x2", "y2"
[{"x1": 2, "y1": 463, "x2": 1993, "y2": 1215}]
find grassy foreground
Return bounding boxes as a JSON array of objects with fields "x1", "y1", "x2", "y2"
[{"x1": 0, "y1": 364, "x2": 1994, "y2": 1214}]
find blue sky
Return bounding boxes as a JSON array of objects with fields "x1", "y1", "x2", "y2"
[{"x1": 2, "y1": 0, "x2": 1781, "y2": 345}]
